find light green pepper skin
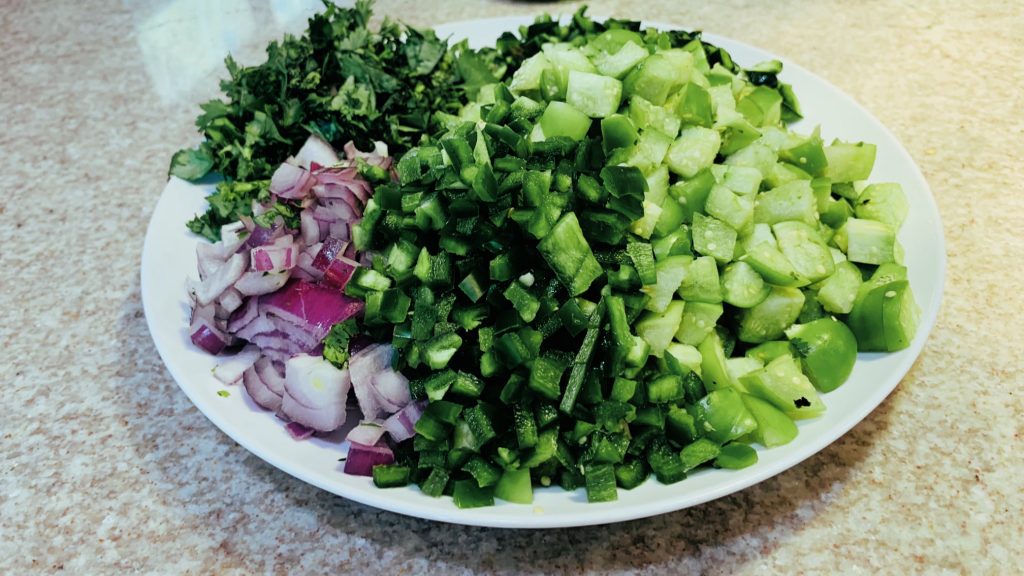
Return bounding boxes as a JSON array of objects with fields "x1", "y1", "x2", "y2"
[
  {"x1": 692, "y1": 388, "x2": 757, "y2": 443},
  {"x1": 785, "y1": 317, "x2": 858, "y2": 392}
]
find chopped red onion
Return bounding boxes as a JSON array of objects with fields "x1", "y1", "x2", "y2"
[
  {"x1": 343, "y1": 441, "x2": 395, "y2": 477},
  {"x1": 285, "y1": 422, "x2": 315, "y2": 440},
  {"x1": 328, "y1": 221, "x2": 351, "y2": 241},
  {"x1": 383, "y1": 400, "x2": 426, "y2": 443},
  {"x1": 321, "y1": 198, "x2": 358, "y2": 222},
  {"x1": 300, "y1": 210, "x2": 320, "y2": 247},
  {"x1": 270, "y1": 163, "x2": 316, "y2": 200},
  {"x1": 311, "y1": 237, "x2": 347, "y2": 271},
  {"x1": 284, "y1": 355, "x2": 350, "y2": 408},
  {"x1": 234, "y1": 269, "x2": 291, "y2": 297},
  {"x1": 190, "y1": 317, "x2": 230, "y2": 355},
  {"x1": 243, "y1": 222, "x2": 284, "y2": 250},
  {"x1": 312, "y1": 182, "x2": 362, "y2": 211},
  {"x1": 290, "y1": 265, "x2": 316, "y2": 282},
  {"x1": 249, "y1": 331, "x2": 307, "y2": 356},
  {"x1": 349, "y1": 344, "x2": 400, "y2": 419},
  {"x1": 344, "y1": 140, "x2": 392, "y2": 170},
  {"x1": 267, "y1": 315, "x2": 321, "y2": 349},
  {"x1": 254, "y1": 357, "x2": 285, "y2": 396},
  {"x1": 281, "y1": 393, "x2": 347, "y2": 432},
  {"x1": 196, "y1": 241, "x2": 226, "y2": 281},
  {"x1": 227, "y1": 296, "x2": 259, "y2": 333},
  {"x1": 251, "y1": 242, "x2": 297, "y2": 273},
  {"x1": 243, "y1": 361, "x2": 283, "y2": 411},
  {"x1": 232, "y1": 312, "x2": 274, "y2": 340},
  {"x1": 218, "y1": 288, "x2": 244, "y2": 315},
  {"x1": 195, "y1": 252, "x2": 248, "y2": 306},
  {"x1": 372, "y1": 368, "x2": 411, "y2": 410},
  {"x1": 212, "y1": 345, "x2": 261, "y2": 384},
  {"x1": 296, "y1": 250, "x2": 323, "y2": 282},
  {"x1": 219, "y1": 221, "x2": 248, "y2": 256},
  {"x1": 293, "y1": 134, "x2": 340, "y2": 170},
  {"x1": 322, "y1": 256, "x2": 359, "y2": 290},
  {"x1": 258, "y1": 347, "x2": 293, "y2": 365},
  {"x1": 346, "y1": 420, "x2": 387, "y2": 446},
  {"x1": 315, "y1": 167, "x2": 371, "y2": 205},
  {"x1": 260, "y1": 280, "x2": 363, "y2": 341},
  {"x1": 280, "y1": 355, "x2": 350, "y2": 432}
]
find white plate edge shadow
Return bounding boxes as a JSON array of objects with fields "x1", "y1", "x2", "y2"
[{"x1": 141, "y1": 15, "x2": 946, "y2": 529}]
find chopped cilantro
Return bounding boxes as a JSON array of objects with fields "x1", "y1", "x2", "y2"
[
  {"x1": 171, "y1": 0, "x2": 502, "y2": 235},
  {"x1": 323, "y1": 319, "x2": 360, "y2": 368},
  {"x1": 790, "y1": 337, "x2": 811, "y2": 358}
]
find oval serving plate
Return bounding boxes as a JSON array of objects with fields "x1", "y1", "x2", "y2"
[{"x1": 142, "y1": 15, "x2": 945, "y2": 529}]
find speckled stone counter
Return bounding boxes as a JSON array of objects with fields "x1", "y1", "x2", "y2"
[{"x1": 2, "y1": 1, "x2": 1021, "y2": 573}]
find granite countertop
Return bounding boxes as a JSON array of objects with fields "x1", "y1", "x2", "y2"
[{"x1": 2, "y1": 0, "x2": 1021, "y2": 573}]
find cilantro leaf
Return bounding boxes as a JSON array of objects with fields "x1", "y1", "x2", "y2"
[
  {"x1": 323, "y1": 319, "x2": 360, "y2": 368},
  {"x1": 168, "y1": 147, "x2": 214, "y2": 181},
  {"x1": 790, "y1": 337, "x2": 811, "y2": 358}
]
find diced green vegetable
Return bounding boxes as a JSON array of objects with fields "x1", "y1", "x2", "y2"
[{"x1": 189, "y1": 6, "x2": 923, "y2": 507}]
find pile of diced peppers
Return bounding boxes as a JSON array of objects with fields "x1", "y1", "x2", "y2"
[{"x1": 346, "y1": 24, "x2": 919, "y2": 507}]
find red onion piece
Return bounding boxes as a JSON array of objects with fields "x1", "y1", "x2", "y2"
[
  {"x1": 243, "y1": 223, "x2": 284, "y2": 250},
  {"x1": 349, "y1": 344, "x2": 403, "y2": 420},
  {"x1": 280, "y1": 355, "x2": 350, "y2": 432},
  {"x1": 196, "y1": 241, "x2": 226, "y2": 281},
  {"x1": 227, "y1": 296, "x2": 260, "y2": 333},
  {"x1": 346, "y1": 420, "x2": 387, "y2": 446},
  {"x1": 212, "y1": 345, "x2": 261, "y2": 384},
  {"x1": 285, "y1": 422, "x2": 315, "y2": 440},
  {"x1": 219, "y1": 221, "x2": 248, "y2": 257},
  {"x1": 281, "y1": 394, "x2": 347, "y2": 432},
  {"x1": 266, "y1": 315, "x2": 321, "y2": 349},
  {"x1": 260, "y1": 280, "x2": 364, "y2": 341},
  {"x1": 249, "y1": 331, "x2": 307, "y2": 356},
  {"x1": 322, "y1": 256, "x2": 359, "y2": 290},
  {"x1": 293, "y1": 134, "x2": 340, "y2": 170},
  {"x1": 255, "y1": 357, "x2": 285, "y2": 396},
  {"x1": 300, "y1": 211, "x2": 320, "y2": 247},
  {"x1": 328, "y1": 221, "x2": 351, "y2": 241},
  {"x1": 343, "y1": 441, "x2": 395, "y2": 477},
  {"x1": 383, "y1": 400, "x2": 426, "y2": 443},
  {"x1": 284, "y1": 355, "x2": 351, "y2": 409},
  {"x1": 234, "y1": 269, "x2": 291, "y2": 297},
  {"x1": 243, "y1": 361, "x2": 283, "y2": 411},
  {"x1": 233, "y1": 313, "x2": 274, "y2": 341},
  {"x1": 190, "y1": 317, "x2": 230, "y2": 355},
  {"x1": 258, "y1": 347, "x2": 293, "y2": 365},
  {"x1": 296, "y1": 250, "x2": 323, "y2": 282},
  {"x1": 321, "y1": 198, "x2": 358, "y2": 222},
  {"x1": 270, "y1": 163, "x2": 316, "y2": 200},
  {"x1": 344, "y1": 140, "x2": 392, "y2": 171},
  {"x1": 315, "y1": 167, "x2": 371, "y2": 205},
  {"x1": 218, "y1": 288, "x2": 243, "y2": 314},
  {"x1": 372, "y1": 368, "x2": 411, "y2": 410},
  {"x1": 311, "y1": 237, "x2": 347, "y2": 271},
  {"x1": 251, "y1": 243, "x2": 297, "y2": 273},
  {"x1": 195, "y1": 252, "x2": 248, "y2": 306}
]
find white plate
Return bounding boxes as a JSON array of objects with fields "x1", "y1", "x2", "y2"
[{"x1": 142, "y1": 16, "x2": 945, "y2": 529}]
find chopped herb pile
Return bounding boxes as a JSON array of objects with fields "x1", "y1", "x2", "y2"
[{"x1": 171, "y1": 0, "x2": 503, "y2": 240}]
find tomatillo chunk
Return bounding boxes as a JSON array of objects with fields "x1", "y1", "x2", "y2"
[{"x1": 784, "y1": 317, "x2": 857, "y2": 392}]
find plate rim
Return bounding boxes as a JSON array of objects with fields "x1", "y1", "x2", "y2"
[{"x1": 142, "y1": 14, "x2": 946, "y2": 529}]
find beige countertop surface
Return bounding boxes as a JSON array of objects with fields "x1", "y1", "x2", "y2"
[{"x1": 2, "y1": 0, "x2": 1022, "y2": 573}]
